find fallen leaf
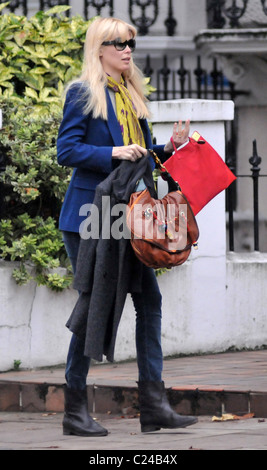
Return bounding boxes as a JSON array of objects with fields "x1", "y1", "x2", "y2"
[{"x1": 212, "y1": 413, "x2": 254, "y2": 422}]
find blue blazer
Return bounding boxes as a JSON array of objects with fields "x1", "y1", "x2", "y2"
[{"x1": 57, "y1": 84, "x2": 167, "y2": 233}]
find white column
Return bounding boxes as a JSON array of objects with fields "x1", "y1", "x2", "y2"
[
  {"x1": 147, "y1": 99, "x2": 235, "y2": 356},
  {"x1": 149, "y1": 99, "x2": 234, "y2": 257}
]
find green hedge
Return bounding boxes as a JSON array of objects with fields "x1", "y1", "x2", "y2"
[
  {"x1": 0, "y1": 4, "x2": 90, "y2": 108},
  {"x1": 0, "y1": 98, "x2": 74, "y2": 290},
  {"x1": 0, "y1": 5, "x2": 92, "y2": 290}
]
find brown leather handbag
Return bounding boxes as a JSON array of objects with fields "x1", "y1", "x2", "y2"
[{"x1": 126, "y1": 150, "x2": 199, "y2": 269}]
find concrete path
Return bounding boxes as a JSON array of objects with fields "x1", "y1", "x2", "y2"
[
  {"x1": 1, "y1": 350, "x2": 267, "y2": 450},
  {"x1": 1, "y1": 412, "x2": 267, "y2": 451}
]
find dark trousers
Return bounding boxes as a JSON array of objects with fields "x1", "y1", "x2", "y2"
[{"x1": 62, "y1": 231, "x2": 163, "y2": 390}]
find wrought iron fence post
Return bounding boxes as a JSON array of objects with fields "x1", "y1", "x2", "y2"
[
  {"x1": 177, "y1": 56, "x2": 188, "y2": 99},
  {"x1": 84, "y1": 0, "x2": 114, "y2": 21},
  {"x1": 164, "y1": 0, "x2": 177, "y2": 36},
  {"x1": 210, "y1": 58, "x2": 222, "y2": 100},
  {"x1": 194, "y1": 56, "x2": 204, "y2": 99},
  {"x1": 143, "y1": 55, "x2": 153, "y2": 78},
  {"x1": 206, "y1": 0, "x2": 226, "y2": 29},
  {"x1": 207, "y1": 0, "x2": 251, "y2": 29},
  {"x1": 227, "y1": 183, "x2": 235, "y2": 251},
  {"x1": 129, "y1": 0, "x2": 159, "y2": 36},
  {"x1": 226, "y1": 134, "x2": 237, "y2": 252},
  {"x1": 0, "y1": 0, "x2": 28, "y2": 15},
  {"x1": 249, "y1": 140, "x2": 261, "y2": 251},
  {"x1": 158, "y1": 55, "x2": 170, "y2": 100},
  {"x1": 222, "y1": 0, "x2": 249, "y2": 27}
]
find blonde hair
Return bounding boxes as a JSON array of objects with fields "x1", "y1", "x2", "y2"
[{"x1": 67, "y1": 17, "x2": 150, "y2": 120}]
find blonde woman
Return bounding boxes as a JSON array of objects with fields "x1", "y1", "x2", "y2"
[{"x1": 57, "y1": 17, "x2": 195, "y2": 437}]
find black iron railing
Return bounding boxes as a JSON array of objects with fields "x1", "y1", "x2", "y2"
[
  {"x1": 2, "y1": 0, "x2": 267, "y2": 32},
  {"x1": 1, "y1": 0, "x2": 27, "y2": 14},
  {"x1": 129, "y1": 0, "x2": 158, "y2": 36},
  {"x1": 3, "y1": 0, "x2": 267, "y2": 32},
  {"x1": 2, "y1": 0, "x2": 70, "y2": 16},
  {"x1": 227, "y1": 140, "x2": 266, "y2": 252},
  {"x1": 0, "y1": 0, "x2": 177, "y2": 35},
  {"x1": 84, "y1": 0, "x2": 113, "y2": 20},
  {"x1": 144, "y1": 54, "x2": 247, "y2": 102},
  {"x1": 207, "y1": 0, "x2": 267, "y2": 28}
]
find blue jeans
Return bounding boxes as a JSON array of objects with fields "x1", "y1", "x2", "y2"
[{"x1": 62, "y1": 231, "x2": 163, "y2": 389}]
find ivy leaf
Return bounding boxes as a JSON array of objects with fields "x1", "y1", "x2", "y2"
[
  {"x1": 45, "y1": 5, "x2": 71, "y2": 16},
  {"x1": 0, "y1": 3, "x2": 10, "y2": 13},
  {"x1": 39, "y1": 87, "x2": 53, "y2": 100},
  {"x1": 14, "y1": 31, "x2": 29, "y2": 47},
  {"x1": 44, "y1": 16, "x2": 53, "y2": 33},
  {"x1": 54, "y1": 55, "x2": 75, "y2": 66},
  {"x1": 24, "y1": 87, "x2": 39, "y2": 101}
]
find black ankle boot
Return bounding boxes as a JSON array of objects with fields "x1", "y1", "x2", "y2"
[
  {"x1": 138, "y1": 381, "x2": 198, "y2": 432},
  {"x1": 62, "y1": 385, "x2": 108, "y2": 436}
]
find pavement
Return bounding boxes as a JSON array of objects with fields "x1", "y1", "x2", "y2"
[{"x1": 0, "y1": 349, "x2": 267, "y2": 451}]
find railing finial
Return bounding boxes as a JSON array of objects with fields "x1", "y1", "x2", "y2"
[{"x1": 249, "y1": 139, "x2": 262, "y2": 170}]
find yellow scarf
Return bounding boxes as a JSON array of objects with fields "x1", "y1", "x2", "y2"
[{"x1": 107, "y1": 75, "x2": 146, "y2": 148}]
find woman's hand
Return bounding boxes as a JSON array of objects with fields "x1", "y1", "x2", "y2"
[
  {"x1": 164, "y1": 120, "x2": 190, "y2": 153},
  {"x1": 112, "y1": 144, "x2": 147, "y2": 162}
]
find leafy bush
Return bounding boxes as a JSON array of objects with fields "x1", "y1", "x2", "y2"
[
  {"x1": 0, "y1": 97, "x2": 71, "y2": 211},
  {"x1": 0, "y1": 4, "x2": 93, "y2": 290},
  {"x1": 0, "y1": 96, "x2": 74, "y2": 291},
  {"x1": 0, "y1": 3, "x2": 90, "y2": 109},
  {"x1": 0, "y1": 214, "x2": 72, "y2": 290}
]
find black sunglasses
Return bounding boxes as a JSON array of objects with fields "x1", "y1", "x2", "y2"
[{"x1": 101, "y1": 38, "x2": 136, "y2": 52}]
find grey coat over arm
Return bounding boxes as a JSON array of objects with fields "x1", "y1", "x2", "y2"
[{"x1": 66, "y1": 156, "x2": 157, "y2": 362}]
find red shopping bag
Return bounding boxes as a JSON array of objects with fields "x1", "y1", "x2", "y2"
[{"x1": 163, "y1": 131, "x2": 236, "y2": 215}]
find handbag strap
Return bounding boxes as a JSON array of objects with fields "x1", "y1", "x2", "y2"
[{"x1": 148, "y1": 149, "x2": 181, "y2": 192}]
